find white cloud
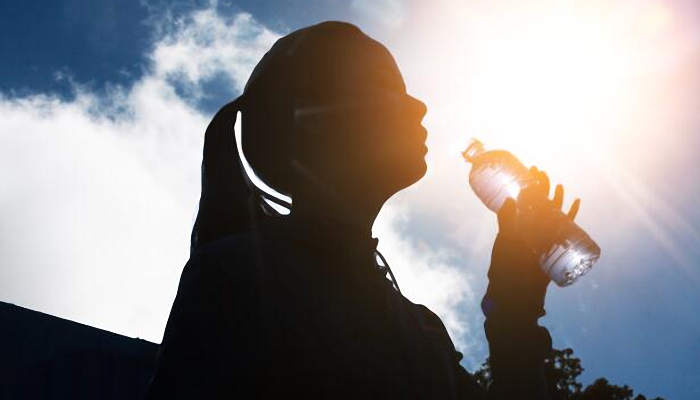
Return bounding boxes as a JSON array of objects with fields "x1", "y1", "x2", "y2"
[
  {"x1": 373, "y1": 203, "x2": 479, "y2": 352},
  {"x1": 0, "y1": 3, "x2": 477, "y2": 351},
  {"x1": 0, "y1": 6, "x2": 278, "y2": 342},
  {"x1": 151, "y1": 10, "x2": 279, "y2": 97}
]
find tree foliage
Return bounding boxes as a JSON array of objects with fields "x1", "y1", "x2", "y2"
[{"x1": 474, "y1": 348, "x2": 664, "y2": 400}]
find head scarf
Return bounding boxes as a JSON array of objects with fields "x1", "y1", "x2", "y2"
[{"x1": 189, "y1": 21, "x2": 404, "y2": 292}]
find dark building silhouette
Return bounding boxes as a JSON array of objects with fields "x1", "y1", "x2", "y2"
[{"x1": 0, "y1": 301, "x2": 157, "y2": 399}]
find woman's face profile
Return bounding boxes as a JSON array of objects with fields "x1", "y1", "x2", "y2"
[{"x1": 294, "y1": 42, "x2": 429, "y2": 199}]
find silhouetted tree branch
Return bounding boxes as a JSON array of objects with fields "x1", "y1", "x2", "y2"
[{"x1": 474, "y1": 348, "x2": 664, "y2": 400}]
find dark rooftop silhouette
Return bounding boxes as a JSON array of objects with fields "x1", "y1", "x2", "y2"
[{"x1": 0, "y1": 301, "x2": 157, "y2": 399}]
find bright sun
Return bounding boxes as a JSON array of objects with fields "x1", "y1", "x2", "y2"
[
  {"x1": 396, "y1": 0, "x2": 682, "y2": 175},
  {"x1": 463, "y1": 0, "x2": 677, "y2": 167}
]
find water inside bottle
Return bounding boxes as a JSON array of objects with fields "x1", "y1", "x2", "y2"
[
  {"x1": 465, "y1": 141, "x2": 534, "y2": 213},
  {"x1": 469, "y1": 161, "x2": 530, "y2": 212}
]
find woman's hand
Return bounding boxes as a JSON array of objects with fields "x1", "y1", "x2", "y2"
[{"x1": 484, "y1": 167, "x2": 580, "y2": 319}]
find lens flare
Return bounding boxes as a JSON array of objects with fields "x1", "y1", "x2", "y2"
[{"x1": 506, "y1": 182, "x2": 521, "y2": 200}]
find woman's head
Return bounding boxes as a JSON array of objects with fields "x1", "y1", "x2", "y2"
[
  {"x1": 241, "y1": 21, "x2": 427, "y2": 211},
  {"x1": 191, "y1": 22, "x2": 427, "y2": 251}
]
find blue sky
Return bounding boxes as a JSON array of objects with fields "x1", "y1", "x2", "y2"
[{"x1": 1, "y1": 1, "x2": 699, "y2": 399}]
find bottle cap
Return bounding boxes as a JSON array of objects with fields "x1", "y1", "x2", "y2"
[{"x1": 462, "y1": 138, "x2": 485, "y2": 162}]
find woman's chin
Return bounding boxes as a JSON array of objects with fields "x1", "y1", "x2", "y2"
[{"x1": 399, "y1": 158, "x2": 428, "y2": 188}]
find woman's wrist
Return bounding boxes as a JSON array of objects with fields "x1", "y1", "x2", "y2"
[{"x1": 484, "y1": 233, "x2": 550, "y2": 319}]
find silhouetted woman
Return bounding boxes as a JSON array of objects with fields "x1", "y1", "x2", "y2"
[{"x1": 145, "y1": 21, "x2": 579, "y2": 399}]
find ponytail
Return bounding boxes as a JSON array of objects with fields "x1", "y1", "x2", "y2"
[{"x1": 190, "y1": 95, "x2": 290, "y2": 255}]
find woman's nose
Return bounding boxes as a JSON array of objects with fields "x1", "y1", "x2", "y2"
[{"x1": 407, "y1": 95, "x2": 427, "y2": 120}]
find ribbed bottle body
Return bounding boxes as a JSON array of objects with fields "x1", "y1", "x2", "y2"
[
  {"x1": 468, "y1": 150, "x2": 534, "y2": 213},
  {"x1": 540, "y1": 222, "x2": 600, "y2": 286}
]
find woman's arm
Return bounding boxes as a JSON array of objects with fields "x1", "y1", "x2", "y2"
[
  {"x1": 482, "y1": 232, "x2": 553, "y2": 399},
  {"x1": 482, "y1": 168, "x2": 579, "y2": 400}
]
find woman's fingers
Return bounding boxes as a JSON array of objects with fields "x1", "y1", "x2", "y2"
[
  {"x1": 553, "y1": 184, "x2": 564, "y2": 209},
  {"x1": 540, "y1": 171, "x2": 550, "y2": 197},
  {"x1": 523, "y1": 165, "x2": 581, "y2": 221},
  {"x1": 533, "y1": 167, "x2": 550, "y2": 197},
  {"x1": 568, "y1": 198, "x2": 581, "y2": 221}
]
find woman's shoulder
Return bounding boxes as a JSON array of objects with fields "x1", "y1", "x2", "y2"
[
  {"x1": 394, "y1": 294, "x2": 461, "y2": 352},
  {"x1": 163, "y1": 232, "x2": 265, "y2": 341},
  {"x1": 181, "y1": 231, "x2": 260, "y2": 286}
]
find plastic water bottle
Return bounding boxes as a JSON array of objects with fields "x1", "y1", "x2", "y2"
[{"x1": 462, "y1": 139, "x2": 601, "y2": 286}]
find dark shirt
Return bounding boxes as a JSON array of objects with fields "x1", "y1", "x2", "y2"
[{"x1": 145, "y1": 217, "x2": 550, "y2": 399}]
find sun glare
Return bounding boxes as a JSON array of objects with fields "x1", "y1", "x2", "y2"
[
  {"x1": 462, "y1": 0, "x2": 679, "y2": 167},
  {"x1": 398, "y1": 0, "x2": 683, "y2": 172},
  {"x1": 506, "y1": 181, "x2": 521, "y2": 200},
  {"x1": 394, "y1": 0, "x2": 699, "y2": 277}
]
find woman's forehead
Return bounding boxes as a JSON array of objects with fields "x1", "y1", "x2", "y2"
[{"x1": 301, "y1": 39, "x2": 406, "y2": 101}]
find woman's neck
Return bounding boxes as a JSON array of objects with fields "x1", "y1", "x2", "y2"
[{"x1": 290, "y1": 193, "x2": 383, "y2": 238}]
